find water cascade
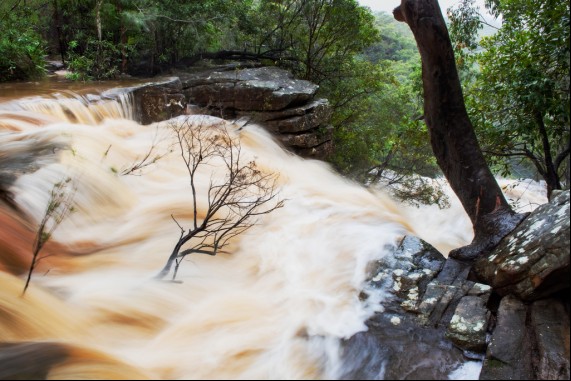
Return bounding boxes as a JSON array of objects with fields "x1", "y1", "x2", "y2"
[{"x1": 0, "y1": 87, "x2": 546, "y2": 379}]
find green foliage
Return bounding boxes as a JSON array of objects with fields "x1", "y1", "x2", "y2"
[
  {"x1": 364, "y1": 12, "x2": 417, "y2": 68},
  {"x1": 67, "y1": 39, "x2": 121, "y2": 80},
  {"x1": 447, "y1": 0, "x2": 482, "y2": 70},
  {"x1": 329, "y1": 57, "x2": 444, "y2": 206},
  {"x1": 0, "y1": 3, "x2": 46, "y2": 81},
  {"x1": 450, "y1": 0, "x2": 570, "y2": 193},
  {"x1": 239, "y1": 0, "x2": 378, "y2": 83},
  {"x1": 120, "y1": 0, "x2": 249, "y2": 69},
  {"x1": 325, "y1": 11, "x2": 443, "y2": 205}
]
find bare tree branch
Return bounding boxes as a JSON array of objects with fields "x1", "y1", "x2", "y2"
[
  {"x1": 157, "y1": 117, "x2": 284, "y2": 281},
  {"x1": 121, "y1": 128, "x2": 166, "y2": 176},
  {"x1": 22, "y1": 176, "x2": 76, "y2": 295}
]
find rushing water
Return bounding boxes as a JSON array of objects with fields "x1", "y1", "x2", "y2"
[{"x1": 0, "y1": 85, "x2": 547, "y2": 379}]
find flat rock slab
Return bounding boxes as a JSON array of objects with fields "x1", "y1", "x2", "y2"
[{"x1": 181, "y1": 67, "x2": 318, "y2": 111}]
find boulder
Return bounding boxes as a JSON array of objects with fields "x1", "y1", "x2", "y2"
[
  {"x1": 530, "y1": 298, "x2": 570, "y2": 379},
  {"x1": 446, "y1": 295, "x2": 489, "y2": 353},
  {"x1": 180, "y1": 66, "x2": 318, "y2": 111},
  {"x1": 131, "y1": 77, "x2": 186, "y2": 125},
  {"x1": 480, "y1": 295, "x2": 570, "y2": 380},
  {"x1": 479, "y1": 295, "x2": 534, "y2": 380},
  {"x1": 178, "y1": 65, "x2": 333, "y2": 159},
  {"x1": 366, "y1": 235, "x2": 447, "y2": 313},
  {"x1": 473, "y1": 190, "x2": 570, "y2": 301},
  {"x1": 341, "y1": 236, "x2": 491, "y2": 380}
]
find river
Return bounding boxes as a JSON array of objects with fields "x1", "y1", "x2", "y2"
[{"x1": 0, "y1": 79, "x2": 546, "y2": 379}]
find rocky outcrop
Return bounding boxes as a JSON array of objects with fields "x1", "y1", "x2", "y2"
[
  {"x1": 341, "y1": 236, "x2": 491, "y2": 380},
  {"x1": 479, "y1": 295, "x2": 534, "y2": 380},
  {"x1": 110, "y1": 66, "x2": 333, "y2": 159},
  {"x1": 480, "y1": 295, "x2": 570, "y2": 380},
  {"x1": 132, "y1": 77, "x2": 186, "y2": 125},
  {"x1": 446, "y1": 294, "x2": 490, "y2": 353},
  {"x1": 180, "y1": 66, "x2": 318, "y2": 111},
  {"x1": 474, "y1": 191, "x2": 571, "y2": 380},
  {"x1": 342, "y1": 191, "x2": 570, "y2": 380},
  {"x1": 473, "y1": 190, "x2": 570, "y2": 301},
  {"x1": 178, "y1": 65, "x2": 333, "y2": 159},
  {"x1": 110, "y1": 77, "x2": 186, "y2": 125}
]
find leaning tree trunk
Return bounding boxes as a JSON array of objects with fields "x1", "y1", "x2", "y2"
[{"x1": 393, "y1": 0, "x2": 527, "y2": 261}]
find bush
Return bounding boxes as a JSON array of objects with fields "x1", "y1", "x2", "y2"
[
  {"x1": 67, "y1": 39, "x2": 121, "y2": 81},
  {"x1": 0, "y1": 11, "x2": 46, "y2": 81}
]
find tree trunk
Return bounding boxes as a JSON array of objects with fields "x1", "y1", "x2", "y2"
[
  {"x1": 95, "y1": 0, "x2": 103, "y2": 42},
  {"x1": 116, "y1": 1, "x2": 128, "y2": 73},
  {"x1": 52, "y1": 0, "x2": 66, "y2": 64},
  {"x1": 535, "y1": 111, "x2": 561, "y2": 199},
  {"x1": 393, "y1": 0, "x2": 527, "y2": 261}
]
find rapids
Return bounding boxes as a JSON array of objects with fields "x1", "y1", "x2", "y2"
[{"x1": 0, "y1": 87, "x2": 547, "y2": 379}]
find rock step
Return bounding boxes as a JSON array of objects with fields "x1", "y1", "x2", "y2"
[{"x1": 110, "y1": 66, "x2": 333, "y2": 159}]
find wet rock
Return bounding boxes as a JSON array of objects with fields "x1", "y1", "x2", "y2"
[
  {"x1": 277, "y1": 126, "x2": 332, "y2": 151},
  {"x1": 396, "y1": 235, "x2": 447, "y2": 273},
  {"x1": 0, "y1": 137, "x2": 65, "y2": 208},
  {"x1": 530, "y1": 298, "x2": 570, "y2": 380},
  {"x1": 480, "y1": 295, "x2": 533, "y2": 380},
  {"x1": 130, "y1": 77, "x2": 186, "y2": 125},
  {"x1": 340, "y1": 311, "x2": 467, "y2": 380},
  {"x1": 366, "y1": 237, "x2": 491, "y2": 330},
  {"x1": 436, "y1": 258, "x2": 471, "y2": 284},
  {"x1": 0, "y1": 342, "x2": 69, "y2": 380},
  {"x1": 180, "y1": 66, "x2": 318, "y2": 111},
  {"x1": 466, "y1": 282, "x2": 492, "y2": 304},
  {"x1": 341, "y1": 236, "x2": 478, "y2": 380},
  {"x1": 236, "y1": 99, "x2": 332, "y2": 134},
  {"x1": 103, "y1": 65, "x2": 332, "y2": 158},
  {"x1": 418, "y1": 259, "x2": 481, "y2": 328},
  {"x1": 417, "y1": 281, "x2": 452, "y2": 320},
  {"x1": 294, "y1": 140, "x2": 334, "y2": 159},
  {"x1": 480, "y1": 295, "x2": 570, "y2": 380},
  {"x1": 178, "y1": 65, "x2": 332, "y2": 159},
  {"x1": 473, "y1": 190, "x2": 570, "y2": 301},
  {"x1": 446, "y1": 295, "x2": 489, "y2": 352},
  {"x1": 367, "y1": 236, "x2": 446, "y2": 313},
  {"x1": 45, "y1": 59, "x2": 65, "y2": 75}
]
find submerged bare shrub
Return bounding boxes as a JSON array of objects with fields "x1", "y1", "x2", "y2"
[
  {"x1": 158, "y1": 117, "x2": 284, "y2": 281},
  {"x1": 23, "y1": 177, "x2": 75, "y2": 295}
]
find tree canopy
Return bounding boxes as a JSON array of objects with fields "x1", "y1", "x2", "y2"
[{"x1": 449, "y1": 0, "x2": 570, "y2": 198}]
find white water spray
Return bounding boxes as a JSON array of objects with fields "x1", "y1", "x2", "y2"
[{"x1": 0, "y1": 91, "x2": 547, "y2": 379}]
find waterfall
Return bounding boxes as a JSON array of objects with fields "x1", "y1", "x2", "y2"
[{"x1": 0, "y1": 89, "x2": 546, "y2": 379}]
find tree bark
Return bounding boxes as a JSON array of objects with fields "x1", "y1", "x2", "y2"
[
  {"x1": 52, "y1": 0, "x2": 66, "y2": 64},
  {"x1": 115, "y1": 0, "x2": 127, "y2": 74},
  {"x1": 534, "y1": 111, "x2": 561, "y2": 198},
  {"x1": 393, "y1": 0, "x2": 527, "y2": 261},
  {"x1": 95, "y1": 0, "x2": 103, "y2": 42}
]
